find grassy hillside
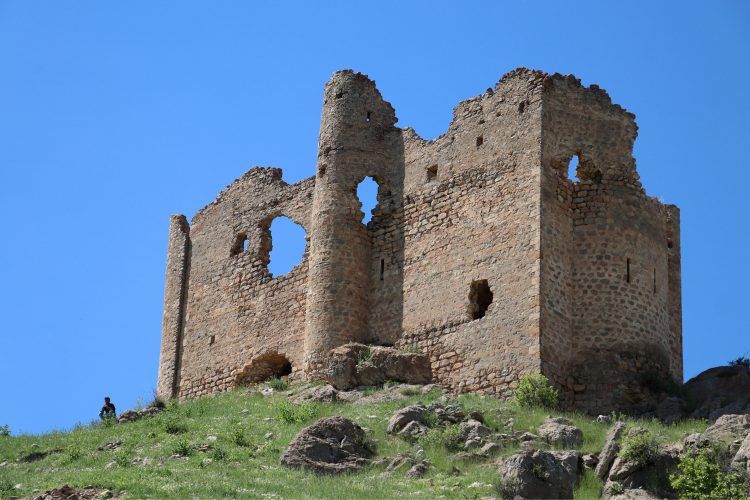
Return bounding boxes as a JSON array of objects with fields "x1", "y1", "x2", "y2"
[{"x1": 0, "y1": 383, "x2": 706, "y2": 499}]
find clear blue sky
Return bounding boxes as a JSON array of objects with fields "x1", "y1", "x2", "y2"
[{"x1": 1, "y1": 1, "x2": 748, "y2": 435}]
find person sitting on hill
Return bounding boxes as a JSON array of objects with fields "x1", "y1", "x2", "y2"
[{"x1": 99, "y1": 396, "x2": 116, "y2": 420}]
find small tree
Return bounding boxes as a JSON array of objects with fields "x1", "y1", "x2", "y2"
[
  {"x1": 514, "y1": 374, "x2": 559, "y2": 408},
  {"x1": 670, "y1": 450, "x2": 747, "y2": 499},
  {"x1": 0, "y1": 424, "x2": 9, "y2": 437}
]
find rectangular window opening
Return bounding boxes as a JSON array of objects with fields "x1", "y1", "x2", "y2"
[
  {"x1": 426, "y1": 164, "x2": 437, "y2": 183},
  {"x1": 380, "y1": 258, "x2": 385, "y2": 281},
  {"x1": 209, "y1": 335, "x2": 216, "y2": 346},
  {"x1": 476, "y1": 135, "x2": 484, "y2": 147},
  {"x1": 653, "y1": 268, "x2": 657, "y2": 294},
  {"x1": 366, "y1": 111, "x2": 371, "y2": 122}
]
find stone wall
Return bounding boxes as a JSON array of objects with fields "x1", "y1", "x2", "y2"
[{"x1": 157, "y1": 68, "x2": 682, "y2": 414}]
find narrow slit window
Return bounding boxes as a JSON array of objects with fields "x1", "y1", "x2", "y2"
[
  {"x1": 380, "y1": 259, "x2": 385, "y2": 281},
  {"x1": 366, "y1": 111, "x2": 371, "y2": 122},
  {"x1": 626, "y1": 258, "x2": 631, "y2": 283},
  {"x1": 653, "y1": 268, "x2": 657, "y2": 294},
  {"x1": 209, "y1": 335, "x2": 216, "y2": 346}
]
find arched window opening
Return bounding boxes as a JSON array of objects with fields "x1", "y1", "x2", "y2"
[
  {"x1": 468, "y1": 279, "x2": 493, "y2": 320},
  {"x1": 230, "y1": 233, "x2": 249, "y2": 257},
  {"x1": 267, "y1": 216, "x2": 307, "y2": 278},
  {"x1": 357, "y1": 176, "x2": 380, "y2": 224},
  {"x1": 567, "y1": 154, "x2": 580, "y2": 182},
  {"x1": 235, "y1": 353, "x2": 293, "y2": 385}
]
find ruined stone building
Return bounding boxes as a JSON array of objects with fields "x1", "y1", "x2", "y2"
[{"x1": 157, "y1": 68, "x2": 682, "y2": 414}]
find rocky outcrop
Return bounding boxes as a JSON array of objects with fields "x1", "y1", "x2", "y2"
[
  {"x1": 34, "y1": 486, "x2": 114, "y2": 499},
  {"x1": 683, "y1": 365, "x2": 750, "y2": 421},
  {"x1": 604, "y1": 444, "x2": 682, "y2": 498},
  {"x1": 537, "y1": 417, "x2": 583, "y2": 447},
  {"x1": 289, "y1": 384, "x2": 339, "y2": 404},
  {"x1": 595, "y1": 422, "x2": 626, "y2": 479},
  {"x1": 117, "y1": 406, "x2": 163, "y2": 423},
  {"x1": 732, "y1": 433, "x2": 750, "y2": 473},
  {"x1": 498, "y1": 450, "x2": 581, "y2": 499},
  {"x1": 326, "y1": 343, "x2": 432, "y2": 390},
  {"x1": 702, "y1": 413, "x2": 750, "y2": 444},
  {"x1": 280, "y1": 416, "x2": 374, "y2": 474}
]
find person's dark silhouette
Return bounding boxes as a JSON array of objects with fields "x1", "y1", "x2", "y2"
[{"x1": 99, "y1": 396, "x2": 116, "y2": 420}]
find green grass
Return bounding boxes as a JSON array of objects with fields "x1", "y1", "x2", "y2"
[{"x1": 0, "y1": 385, "x2": 707, "y2": 499}]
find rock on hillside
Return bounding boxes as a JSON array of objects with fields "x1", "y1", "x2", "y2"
[
  {"x1": 326, "y1": 343, "x2": 432, "y2": 390},
  {"x1": 280, "y1": 416, "x2": 374, "y2": 474}
]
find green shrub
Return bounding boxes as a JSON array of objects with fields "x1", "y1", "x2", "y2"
[
  {"x1": 514, "y1": 374, "x2": 559, "y2": 408},
  {"x1": 163, "y1": 415, "x2": 188, "y2": 434},
  {"x1": 0, "y1": 425, "x2": 9, "y2": 437},
  {"x1": 114, "y1": 450, "x2": 130, "y2": 467},
  {"x1": 357, "y1": 347, "x2": 373, "y2": 365},
  {"x1": 210, "y1": 447, "x2": 228, "y2": 461},
  {"x1": 418, "y1": 424, "x2": 463, "y2": 452},
  {"x1": 231, "y1": 427, "x2": 250, "y2": 447},
  {"x1": 100, "y1": 414, "x2": 116, "y2": 428},
  {"x1": 172, "y1": 439, "x2": 193, "y2": 457},
  {"x1": 267, "y1": 378, "x2": 289, "y2": 391},
  {"x1": 398, "y1": 387, "x2": 421, "y2": 396},
  {"x1": 400, "y1": 344, "x2": 422, "y2": 355},
  {"x1": 276, "y1": 401, "x2": 319, "y2": 424},
  {"x1": 62, "y1": 447, "x2": 82, "y2": 464},
  {"x1": 618, "y1": 428, "x2": 658, "y2": 468},
  {"x1": 0, "y1": 478, "x2": 14, "y2": 494},
  {"x1": 609, "y1": 481, "x2": 625, "y2": 495},
  {"x1": 729, "y1": 356, "x2": 750, "y2": 369},
  {"x1": 670, "y1": 450, "x2": 747, "y2": 499}
]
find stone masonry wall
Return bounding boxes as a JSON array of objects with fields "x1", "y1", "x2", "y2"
[
  {"x1": 161, "y1": 168, "x2": 316, "y2": 399},
  {"x1": 157, "y1": 68, "x2": 682, "y2": 414}
]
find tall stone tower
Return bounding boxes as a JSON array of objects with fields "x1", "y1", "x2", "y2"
[{"x1": 303, "y1": 71, "x2": 401, "y2": 374}]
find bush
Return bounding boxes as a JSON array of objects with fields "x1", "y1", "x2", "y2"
[
  {"x1": 400, "y1": 344, "x2": 422, "y2": 355},
  {"x1": 418, "y1": 424, "x2": 463, "y2": 452},
  {"x1": 267, "y1": 378, "x2": 289, "y2": 391},
  {"x1": 211, "y1": 447, "x2": 228, "y2": 461},
  {"x1": 0, "y1": 424, "x2": 10, "y2": 437},
  {"x1": 514, "y1": 374, "x2": 559, "y2": 408},
  {"x1": 63, "y1": 447, "x2": 82, "y2": 464},
  {"x1": 114, "y1": 450, "x2": 130, "y2": 467},
  {"x1": 0, "y1": 478, "x2": 14, "y2": 494},
  {"x1": 357, "y1": 347, "x2": 373, "y2": 365},
  {"x1": 231, "y1": 427, "x2": 250, "y2": 447},
  {"x1": 729, "y1": 356, "x2": 750, "y2": 369},
  {"x1": 670, "y1": 450, "x2": 747, "y2": 499},
  {"x1": 163, "y1": 415, "x2": 188, "y2": 434},
  {"x1": 618, "y1": 428, "x2": 658, "y2": 468},
  {"x1": 172, "y1": 439, "x2": 194, "y2": 457},
  {"x1": 276, "y1": 401, "x2": 319, "y2": 424}
]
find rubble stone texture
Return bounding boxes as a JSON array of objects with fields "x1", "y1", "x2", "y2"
[{"x1": 157, "y1": 68, "x2": 682, "y2": 414}]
